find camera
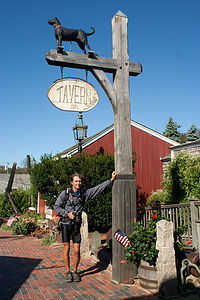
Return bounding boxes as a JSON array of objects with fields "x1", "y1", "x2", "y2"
[{"x1": 72, "y1": 211, "x2": 82, "y2": 223}]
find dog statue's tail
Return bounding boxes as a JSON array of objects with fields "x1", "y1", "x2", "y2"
[{"x1": 86, "y1": 27, "x2": 95, "y2": 36}]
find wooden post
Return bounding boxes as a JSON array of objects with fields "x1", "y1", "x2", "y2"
[
  {"x1": 112, "y1": 12, "x2": 132, "y2": 174},
  {"x1": 189, "y1": 198, "x2": 199, "y2": 250},
  {"x1": 111, "y1": 11, "x2": 137, "y2": 283},
  {"x1": 46, "y1": 10, "x2": 142, "y2": 283}
]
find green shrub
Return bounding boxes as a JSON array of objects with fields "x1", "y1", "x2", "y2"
[
  {"x1": 0, "y1": 193, "x2": 14, "y2": 217},
  {"x1": 0, "y1": 223, "x2": 12, "y2": 231},
  {"x1": 146, "y1": 189, "x2": 167, "y2": 206},
  {"x1": 10, "y1": 215, "x2": 37, "y2": 235},
  {"x1": 0, "y1": 188, "x2": 31, "y2": 217},
  {"x1": 163, "y1": 152, "x2": 200, "y2": 204}
]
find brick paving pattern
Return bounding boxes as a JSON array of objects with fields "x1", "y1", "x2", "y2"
[{"x1": 0, "y1": 230, "x2": 197, "y2": 300}]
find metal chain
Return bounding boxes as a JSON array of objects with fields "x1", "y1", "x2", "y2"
[
  {"x1": 85, "y1": 70, "x2": 88, "y2": 82},
  {"x1": 60, "y1": 66, "x2": 64, "y2": 79}
]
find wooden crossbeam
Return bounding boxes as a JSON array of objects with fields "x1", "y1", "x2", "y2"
[{"x1": 46, "y1": 49, "x2": 142, "y2": 77}]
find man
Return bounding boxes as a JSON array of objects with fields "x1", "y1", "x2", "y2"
[{"x1": 54, "y1": 171, "x2": 117, "y2": 282}]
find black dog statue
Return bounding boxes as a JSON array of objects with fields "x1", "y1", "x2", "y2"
[{"x1": 48, "y1": 17, "x2": 95, "y2": 54}]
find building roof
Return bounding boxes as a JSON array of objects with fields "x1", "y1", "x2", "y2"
[
  {"x1": 170, "y1": 138, "x2": 200, "y2": 151},
  {"x1": 58, "y1": 120, "x2": 179, "y2": 158}
]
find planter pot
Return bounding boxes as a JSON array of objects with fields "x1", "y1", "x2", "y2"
[{"x1": 138, "y1": 260, "x2": 158, "y2": 291}]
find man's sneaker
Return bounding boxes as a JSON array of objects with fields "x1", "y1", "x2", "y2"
[
  {"x1": 66, "y1": 271, "x2": 73, "y2": 282},
  {"x1": 73, "y1": 271, "x2": 81, "y2": 282}
]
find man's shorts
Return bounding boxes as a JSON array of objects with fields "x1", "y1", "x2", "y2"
[{"x1": 61, "y1": 222, "x2": 81, "y2": 244}]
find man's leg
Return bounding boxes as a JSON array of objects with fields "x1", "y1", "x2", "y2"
[
  {"x1": 63, "y1": 242, "x2": 70, "y2": 271},
  {"x1": 73, "y1": 243, "x2": 80, "y2": 272},
  {"x1": 72, "y1": 243, "x2": 81, "y2": 282},
  {"x1": 62, "y1": 224, "x2": 73, "y2": 282}
]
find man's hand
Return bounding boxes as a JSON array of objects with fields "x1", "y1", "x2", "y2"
[
  {"x1": 111, "y1": 171, "x2": 117, "y2": 182},
  {"x1": 68, "y1": 212, "x2": 75, "y2": 219}
]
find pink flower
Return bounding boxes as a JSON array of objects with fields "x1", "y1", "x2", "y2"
[
  {"x1": 186, "y1": 240, "x2": 191, "y2": 245},
  {"x1": 25, "y1": 221, "x2": 29, "y2": 223},
  {"x1": 152, "y1": 215, "x2": 157, "y2": 219},
  {"x1": 120, "y1": 260, "x2": 126, "y2": 264},
  {"x1": 31, "y1": 218, "x2": 35, "y2": 222}
]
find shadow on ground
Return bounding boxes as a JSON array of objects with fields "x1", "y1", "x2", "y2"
[
  {"x1": 79, "y1": 261, "x2": 108, "y2": 277},
  {"x1": 0, "y1": 256, "x2": 42, "y2": 300}
]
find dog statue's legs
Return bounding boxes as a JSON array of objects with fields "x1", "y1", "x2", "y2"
[
  {"x1": 56, "y1": 38, "x2": 64, "y2": 53},
  {"x1": 86, "y1": 42, "x2": 91, "y2": 51},
  {"x1": 78, "y1": 42, "x2": 87, "y2": 54}
]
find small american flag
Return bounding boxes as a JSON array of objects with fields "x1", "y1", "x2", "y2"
[{"x1": 114, "y1": 229, "x2": 130, "y2": 249}]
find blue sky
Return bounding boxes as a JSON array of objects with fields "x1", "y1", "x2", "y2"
[{"x1": 0, "y1": 0, "x2": 199, "y2": 167}]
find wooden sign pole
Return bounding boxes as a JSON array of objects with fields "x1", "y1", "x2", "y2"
[
  {"x1": 111, "y1": 11, "x2": 137, "y2": 282},
  {"x1": 46, "y1": 10, "x2": 142, "y2": 283}
]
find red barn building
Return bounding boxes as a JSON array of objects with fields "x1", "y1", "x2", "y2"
[
  {"x1": 59, "y1": 120, "x2": 179, "y2": 200},
  {"x1": 38, "y1": 120, "x2": 179, "y2": 217}
]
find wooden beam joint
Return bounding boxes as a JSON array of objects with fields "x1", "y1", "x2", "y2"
[{"x1": 46, "y1": 49, "x2": 142, "y2": 77}]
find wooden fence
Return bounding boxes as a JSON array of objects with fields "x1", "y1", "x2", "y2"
[{"x1": 136, "y1": 199, "x2": 200, "y2": 242}]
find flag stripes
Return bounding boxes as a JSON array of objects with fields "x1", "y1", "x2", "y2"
[{"x1": 114, "y1": 229, "x2": 131, "y2": 248}]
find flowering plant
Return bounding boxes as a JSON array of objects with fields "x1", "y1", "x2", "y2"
[
  {"x1": 10, "y1": 215, "x2": 37, "y2": 235},
  {"x1": 126, "y1": 215, "x2": 159, "y2": 267},
  {"x1": 125, "y1": 213, "x2": 187, "y2": 267}
]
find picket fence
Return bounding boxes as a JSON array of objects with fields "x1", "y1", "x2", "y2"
[{"x1": 136, "y1": 199, "x2": 200, "y2": 243}]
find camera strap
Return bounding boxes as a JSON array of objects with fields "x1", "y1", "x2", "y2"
[
  {"x1": 62, "y1": 188, "x2": 70, "y2": 208},
  {"x1": 69, "y1": 193, "x2": 76, "y2": 212}
]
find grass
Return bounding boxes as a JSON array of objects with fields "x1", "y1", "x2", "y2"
[
  {"x1": 41, "y1": 234, "x2": 57, "y2": 246},
  {"x1": 0, "y1": 223, "x2": 12, "y2": 231}
]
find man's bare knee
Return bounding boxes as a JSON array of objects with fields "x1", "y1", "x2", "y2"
[
  {"x1": 73, "y1": 244, "x2": 80, "y2": 256},
  {"x1": 64, "y1": 242, "x2": 70, "y2": 254}
]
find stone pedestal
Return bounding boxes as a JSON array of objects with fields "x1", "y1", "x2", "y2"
[
  {"x1": 80, "y1": 212, "x2": 89, "y2": 254},
  {"x1": 196, "y1": 220, "x2": 200, "y2": 257},
  {"x1": 156, "y1": 220, "x2": 178, "y2": 297}
]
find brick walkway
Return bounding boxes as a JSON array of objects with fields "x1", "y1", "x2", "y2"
[{"x1": 0, "y1": 230, "x2": 197, "y2": 300}]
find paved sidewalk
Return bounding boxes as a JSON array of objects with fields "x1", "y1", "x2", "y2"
[{"x1": 0, "y1": 230, "x2": 197, "y2": 300}]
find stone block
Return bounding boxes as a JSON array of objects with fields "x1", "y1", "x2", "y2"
[
  {"x1": 156, "y1": 220, "x2": 178, "y2": 297},
  {"x1": 80, "y1": 211, "x2": 89, "y2": 254}
]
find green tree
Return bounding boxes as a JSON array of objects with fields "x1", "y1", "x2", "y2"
[
  {"x1": 163, "y1": 152, "x2": 200, "y2": 204},
  {"x1": 163, "y1": 117, "x2": 181, "y2": 142},
  {"x1": 186, "y1": 124, "x2": 199, "y2": 142},
  {"x1": 179, "y1": 133, "x2": 186, "y2": 144}
]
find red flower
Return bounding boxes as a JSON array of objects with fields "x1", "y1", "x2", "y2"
[
  {"x1": 186, "y1": 240, "x2": 191, "y2": 245},
  {"x1": 132, "y1": 251, "x2": 135, "y2": 254},
  {"x1": 120, "y1": 260, "x2": 126, "y2": 264},
  {"x1": 145, "y1": 251, "x2": 147, "y2": 253},
  {"x1": 134, "y1": 218, "x2": 136, "y2": 222},
  {"x1": 152, "y1": 215, "x2": 157, "y2": 219}
]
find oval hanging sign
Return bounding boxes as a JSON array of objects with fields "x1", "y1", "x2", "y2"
[{"x1": 47, "y1": 78, "x2": 99, "y2": 112}]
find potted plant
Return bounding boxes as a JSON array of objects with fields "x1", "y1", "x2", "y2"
[
  {"x1": 126, "y1": 214, "x2": 159, "y2": 267},
  {"x1": 125, "y1": 213, "x2": 187, "y2": 290}
]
